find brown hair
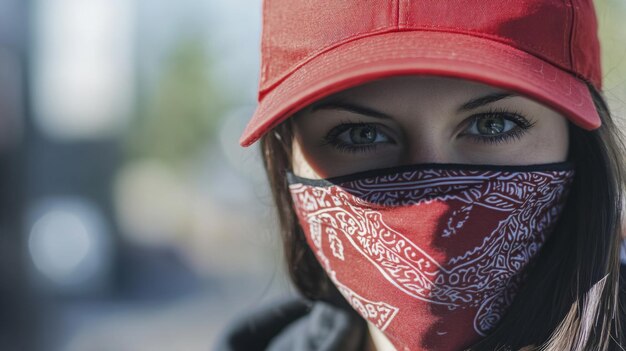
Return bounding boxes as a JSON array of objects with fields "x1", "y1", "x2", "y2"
[{"x1": 259, "y1": 83, "x2": 625, "y2": 350}]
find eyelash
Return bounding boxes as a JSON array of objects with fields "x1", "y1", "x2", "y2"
[
  {"x1": 322, "y1": 109, "x2": 536, "y2": 153},
  {"x1": 321, "y1": 120, "x2": 383, "y2": 154},
  {"x1": 462, "y1": 108, "x2": 536, "y2": 144}
]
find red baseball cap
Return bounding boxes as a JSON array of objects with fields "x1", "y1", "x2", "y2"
[{"x1": 240, "y1": 0, "x2": 602, "y2": 147}]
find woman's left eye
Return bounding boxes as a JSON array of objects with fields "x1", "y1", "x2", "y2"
[
  {"x1": 461, "y1": 111, "x2": 535, "y2": 144},
  {"x1": 323, "y1": 123, "x2": 394, "y2": 153}
]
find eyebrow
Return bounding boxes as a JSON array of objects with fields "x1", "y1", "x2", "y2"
[
  {"x1": 310, "y1": 99, "x2": 392, "y2": 119},
  {"x1": 458, "y1": 92, "x2": 516, "y2": 111},
  {"x1": 309, "y1": 92, "x2": 517, "y2": 119}
]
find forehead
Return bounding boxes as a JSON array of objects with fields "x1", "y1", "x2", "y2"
[{"x1": 303, "y1": 75, "x2": 519, "y2": 120}]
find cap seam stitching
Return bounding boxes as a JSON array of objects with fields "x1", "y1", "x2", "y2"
[
  {"x1": 394, "y1": 0, "x2": 400, "y2": 29},
  {"x1": 259, "y1": 0, "x2": 271, "y2": 100},
  {"x1": 398, "y1": 0, "x2": 408, "y2": 29},
  {"x1": 567, "y1": 0, "x2": 576, "y2": 70},
  {"x1": 565, "y1": 0, "x2": 595, "y2": 88}
]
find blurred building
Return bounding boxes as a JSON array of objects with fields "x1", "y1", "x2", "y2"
[
  {"x1": 18, "y1": 1, "x2": 292, "y2": 350},
  {"x1": 0, "y1": 0, "x2": 29, "y2": 349}
]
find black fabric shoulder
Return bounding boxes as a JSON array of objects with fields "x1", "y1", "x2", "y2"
[
  {"x1": 214, "y1": 295, "x2": 368, "y2": 351},
  {"x1": 214, "y1": 295, "x2": 314, "y2": 351}
]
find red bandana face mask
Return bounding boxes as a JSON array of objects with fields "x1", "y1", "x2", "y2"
[{"x1": 287, "y1": 163, "x2": 575, "y2": 351}]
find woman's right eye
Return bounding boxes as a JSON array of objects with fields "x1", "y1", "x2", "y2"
[{"x1": 322, "y1": 123, "x2": 395, "y2": 153}]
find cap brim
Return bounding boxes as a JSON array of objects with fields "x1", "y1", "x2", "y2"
[{"x1": 240, "y1": 30, "x2": 600, "y2": 147}]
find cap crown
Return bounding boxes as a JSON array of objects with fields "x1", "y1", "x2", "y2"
[{"x1": 259, "y1": 0, "x2": 601, "y2": 100}]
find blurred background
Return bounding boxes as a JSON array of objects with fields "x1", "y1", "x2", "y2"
[{"x1": 0, "y1": 1, "x2": 624, "y2": 350}]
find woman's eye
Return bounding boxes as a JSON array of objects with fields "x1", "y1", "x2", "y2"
[
  {"x1": 344, "y1": 125, "x2": 385, "y2": 144},
  {"x1": 461, "y1": 112, "x2": 535, "y2": 144},
  {"x1": 467, "y1": 115, "x2": 515, "y2": 136},
  {"x1": 323, "y1": 123, "x2": 393, "y2": 152}
]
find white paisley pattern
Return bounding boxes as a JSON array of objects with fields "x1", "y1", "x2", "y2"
[
  {"x1": 334, "y1": 277, "x2": 400, "y2": 331},
  {"x1": 289, "y1": 168, "x2": 574, "y2": 336}
]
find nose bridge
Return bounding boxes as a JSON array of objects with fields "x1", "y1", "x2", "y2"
[
  {"x1": 404, "y1": 128, "x2": 451, "y2": 165},
  {"x1": 396, "y1": 90, "x2": 458, "y2": 165}
]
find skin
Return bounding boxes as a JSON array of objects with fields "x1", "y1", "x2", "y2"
[
  {"x1": 289, "y1": 75, "x2": 570, "y2": 350},
  {"x1": 292, "y1": 75, "x2": 569, "y2": 180}
]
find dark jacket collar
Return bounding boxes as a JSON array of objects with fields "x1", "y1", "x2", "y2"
[
  {"x1": 217, "y1": 263, "x2": 626, "y2": 350},
  {"x1": 215, "y1": 295, "x2": 367, "y2": 351}
]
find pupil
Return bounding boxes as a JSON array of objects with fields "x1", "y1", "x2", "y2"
[
  {"x1": 477, "y1": 116, "x2": 504, "y2": 135},
  {"x1": 350, "y1": 126, "x2": 376, "y2": 144}
]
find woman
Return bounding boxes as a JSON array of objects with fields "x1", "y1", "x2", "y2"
[{"x1": 218, "y1": 0, "x2": 626, "y2": 350}]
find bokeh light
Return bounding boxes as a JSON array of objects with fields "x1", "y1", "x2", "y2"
[{"x1": 27, "y1": 197, "x2": 112, "y2": 294}]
